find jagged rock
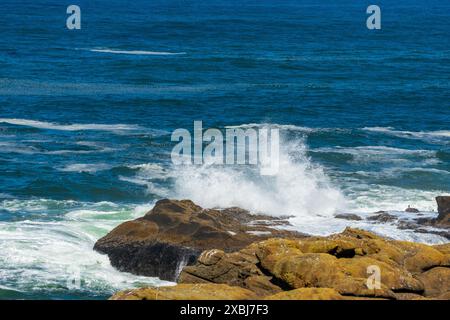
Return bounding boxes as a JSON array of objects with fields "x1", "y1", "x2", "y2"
[
  {"x1": 436, "y1": 196, "x2": 450, "y2": 227},
  {"x1": 367, "y1": 212, "x2": 397, "y2": 222},
  {"x1": 405, "y1": 206, "x2": 420, "y2": 213},
  {"x1": 110, "y1": 284, "x2": 257, "y2": 300},
  {"x1": 335, "y1": 213, "x2": 362, "y2": 221},
  {"x1": 178, "y1": 244, "x2": 284, "y2": 296},
  {"x1": 94, "y1": 199, "x2": 304, "y2": 281},
  {"x1": 179, "y1": 228, "x2": 450, "y2": 300}
]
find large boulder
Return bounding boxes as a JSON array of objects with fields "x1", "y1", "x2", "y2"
[
  {"x1": 178, "y1": 228, "x2": 450, "y2": 300},
  {"x1": 334, "y1": 213, "x2": 362, "y2": 221},
  {"x1": 94, "y1": 199, "x2": 304, "y2": 281},
  {"x1": 436, "y1": 196, "x2": 450, "y2": 227},
  {"x1": 417, "y1": 267, "x2": 450, "y2": 297}
]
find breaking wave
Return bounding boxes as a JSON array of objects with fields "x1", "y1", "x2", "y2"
[{"x1": 172, "y1": 137, "x2": 346, "y2": 218}]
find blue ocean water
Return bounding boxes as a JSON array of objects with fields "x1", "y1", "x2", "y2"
[{"x1": 0, "y1": 0, "x2": 449, "y2": 299}]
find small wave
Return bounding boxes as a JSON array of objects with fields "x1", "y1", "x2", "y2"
[
  {"x1": 363, "y1": 127, "x2": 450, "y2": 141},
  {"x1": 86, "y1": 48, "x2": 186, "y2": 56},
  {"x1": 58, "y1": 163, "x2": 112, "y2": 173},
  {"x1": 119, "y1": 163, "x2": 171, "y2": 197},
  {"x1": 127, "y1": 163, "x2": 170, "y2": 178},
  {"x1": 353, "y1": 167, "x2": 450, "y2": 179},
  {"x1": 0, "y1": 118, "x2": 141, "y2": 132},
  {"x1": 225, "y1": 123, "x2": 348, "y2": 134},
  {"x1": 225, "y1": 123, "x2": 314, "y2": 132},
  {"x1": 313, "y1": 145, "x2": 436, "y2": 156}
]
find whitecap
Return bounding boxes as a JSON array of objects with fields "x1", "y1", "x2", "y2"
[
  {"x1": 313, "y1": 145, "x2": 436, "y2": 156},
  {"x1": 58, "y1": 163, "x2": 112, "y2": 173},
  {"x1": 363, "y1": 127, "x2": 450, "y2": 142},
  {"x1": 86, "y1": 48, "x2": 186, "y2": 56},
  {"x1": 0, "y1": 118, "x2": 142, "y2": 132}
]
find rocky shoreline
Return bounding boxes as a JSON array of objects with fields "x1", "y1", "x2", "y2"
[{"x1": 94, "y1": 197, "x2": 450, "y2": 300}]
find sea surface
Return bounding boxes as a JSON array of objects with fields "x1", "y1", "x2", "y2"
[{"x1": 0, "y1": 0, "x2": 449, "y2": 299}]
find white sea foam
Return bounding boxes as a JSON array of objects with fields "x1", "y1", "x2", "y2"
[
  {"x1": 0, "y1": 199, "x2": 168, "y2": 296},
  {"x1": 286, "y1": 214, "x2": 446, "y2": 244},
  {"x1": 0, "y1": 118, "x2": 141, "y2": 132},
  {"x1": 87, "y1": 48, "x2": 186, "y2": 56},
  {"x1": 118, "y1": 163, "x2": 172, "y2": 197},
  {"x1": 59, "y1": 163, "x2": 112, "y2": 173},
  {"x1": 225, "y1": 123, "x2": 314, "y2": 132},
  {"x1": 128, "y1": 163, "x2": 170, "y2": 179},
  {"x1": 172, "y1": 138, "x2": 346, "y2": 218},
  {"x1": 342, "y1": 183, "x2": 447, "y2": 213}
]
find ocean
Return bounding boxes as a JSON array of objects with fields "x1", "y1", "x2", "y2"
[{"x1": 0, "y1": 0, "x2": 449, "y2": 299}]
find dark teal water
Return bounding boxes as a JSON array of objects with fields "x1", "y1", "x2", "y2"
[{"x1": 0, "y1": 0, "x2": 449, "y2": 299}]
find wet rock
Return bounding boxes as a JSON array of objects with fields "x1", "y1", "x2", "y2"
[
  {"x1": 367, "y1": 212, "x2": 397, "y2": 222},
  {"x1": 436, "y1": 196, "x2": 450, "y2": 227},
  {"x1": 94, "y1": 199, "x2": 304, "y2": 281},
  {"x1": 178, "y1": 245, "x2": 284, "y2": 296},
  {"x1": 335, "y1": 213, "x2": 362, "y2": 221},
  {"x1": 405, "y1": 206, "x2": 420, "y2": 213}
]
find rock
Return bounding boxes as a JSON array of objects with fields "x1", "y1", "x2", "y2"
[
  {"x1": 436, "y1": 196, "x2": 450, "y2": 226},
  {"x1": 256, "y1": 245, "x2": 415, "y2": 299},
  {"x1": 433, "y1": 243, "x2": 450, "y2": 255},
  {"x1": 110, "y1": 284, "x2": 257, "y2": 300},
  {"x1": 264, "y1": 288, "x2": 344, "y2": 300},
  {"x1": 394, "y1": 293, "x2": 430, "y2": 300},
  {"x1": 335, "y1": 213, "x2": 362, "y2": 221},
  {"x1": 94, "y1": 199, "x2": 304, "y2": 281},
  {"x1": 367, "y1": 212, "x2": 397, "y2": 222},
  {"x1": 179, "y1": 228, "x2": 450, "y2": 300},
  {"x1": 417, "y1": 267, "x2": 450, "y2": 298},
  {"x1": 178, "y1": 244, "x2": 285, "y2": 296},
  {"x1": 405, "y1": 206, "x2": 420, "y2": 213},
  {"x1": 434, "y1": 292, "x2": 450, "y2": 300}
]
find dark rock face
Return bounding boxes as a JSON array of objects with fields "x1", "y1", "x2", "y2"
[
  {"x1": 94, "y1": 199, "x2": 304, "y2": 281},
  {"x1": 405, "y1": 206, "x2": 420, "y2": 213},
  {"x1": 98, "y1": 241, "x2": 200, "y2": 281},
  {"x1": 334, "y1": 213, "x2": 362, "y2": 221},
  {"x1": 436, "y1": 196, "x2": 450, "y2": 226},
  {"x1": 415, "y1": 196, "x2": 450, "y2": 230},
  {"x1": 368, "y1": 212, "x2": 397, "y2": 222}
]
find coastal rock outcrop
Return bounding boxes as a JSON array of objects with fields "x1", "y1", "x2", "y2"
[
  {"x1": 173, "y1": 228, "x2": 449, "y2": 300},
  {"x1": 103, "y1": 200, "x2": 449, "y2": 300},
  {"x1": 94, "y1": 199, "x2": 304, "y2": 281}
]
